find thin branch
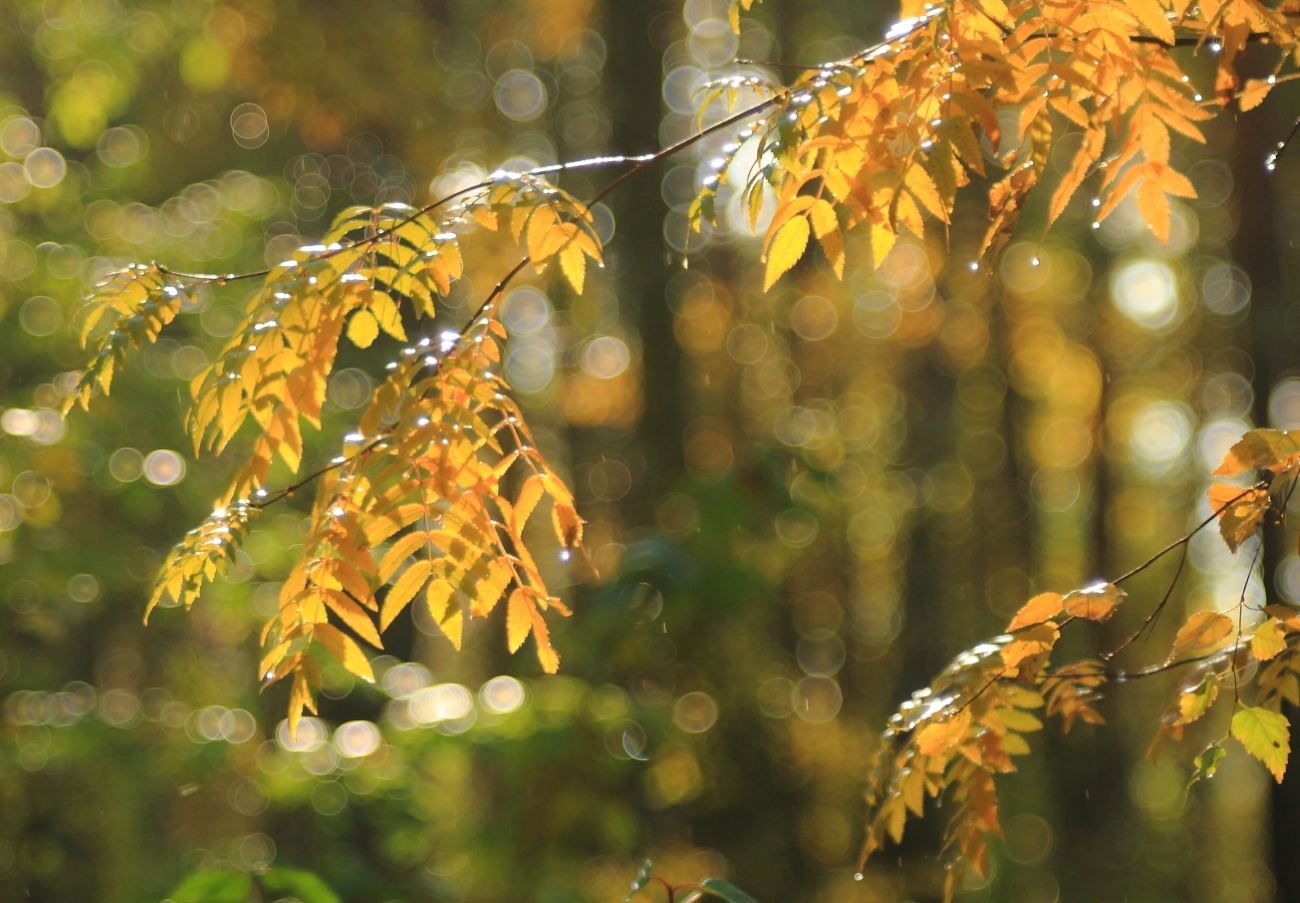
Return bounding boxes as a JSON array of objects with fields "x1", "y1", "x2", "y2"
[
  {"x1": 1104, "y1": 542, "x2": 1188, "y2": 659},
  {"x1": 1111, "y1": 481, "x2": 1268, "y2": 586}
]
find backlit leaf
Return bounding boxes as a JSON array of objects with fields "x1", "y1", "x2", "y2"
[
  {"x1": 763, "y1": 214, "x2": 810, "y2": 291},
  {"x1": 1253, "y1": 618, "x2": 1288, "y2": 662},
  {"x1": 507, "y1": 588, "x2": 533, "y2": 652},
  {"x1": 917, "y1": 709, "x2": 972, "y2": 755},
  {"x1": 1063, "y1": 583, "x2": 1126, "y2": 622},
  {"x1": 1006, "y1": 592, "x2": 1064, "y2": 631},
  {"x1": 1169, "y1": 610, "x2": 1234, "y2": 662},
  {"x1": 314, "y1": 623, "x2": 375, "y2": 683},
  {"x1": 1231, "y1": 705, "x2": 1290, "y2": 782},
  {"x1": 347, "y1": 309, "x2": 380, "y2": 348}
]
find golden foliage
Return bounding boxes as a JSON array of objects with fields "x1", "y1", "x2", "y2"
[
  {"x1": 712, "y1": 0, "x2": 1300, "y2": 288},
  {"x1": 857, "y1": 424, "x2": 1300, "y2": 896},
  {"x1": 68, "y1": 170, "x2": 603, "y2": 731}
]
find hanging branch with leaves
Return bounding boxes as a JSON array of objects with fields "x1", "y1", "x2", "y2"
[
  {"x1": 55, "y1": 0, "x2": 1300, "y2": 874},
  {"x1": 709, "y1": 0, "x2": 1300, "y2": 289}
]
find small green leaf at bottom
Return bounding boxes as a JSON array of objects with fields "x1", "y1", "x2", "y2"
[
  {"x1": 625, "y1": 860, "x2": 654, "y2": 903},
  {"x1": 260, "y1": 867, "x2": 343, "y2": 903},
  {"x1": 1188, "y1": 741, "x2": 1227, "y2": 788},
  {"x1": 1231, "y1": 705, "x2": 1291, "y2": 782},
  {"x1": 167, "y1": 870, "x2": 253, "y2": 903},
  {"x1": 701, "y1": 878, "x2": 762, "y2": 903}
]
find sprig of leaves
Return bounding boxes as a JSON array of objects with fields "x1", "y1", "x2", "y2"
[{"x1": 713, "y1": 0, "x2": 1300, "y2": 289}]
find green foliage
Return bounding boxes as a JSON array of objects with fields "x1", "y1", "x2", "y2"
[{"x1": 167, "y1": 867, "x2": 340, "y2": 903}]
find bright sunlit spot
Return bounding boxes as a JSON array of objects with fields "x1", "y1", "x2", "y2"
[{"x1": 1111, "y1": 259, "x2": 1180, "y2": 330}]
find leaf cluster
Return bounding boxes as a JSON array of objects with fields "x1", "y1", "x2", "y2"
[{"x1": 711, "y1": 0, "x2": 1300, "y2": 293}]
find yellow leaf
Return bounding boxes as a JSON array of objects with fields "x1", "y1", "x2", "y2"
[
  {"x1": 1232, "y1": 705, "x2": 1290, "y2": 782},
  {"x1": 442, "y1": 607, "x2": 464, "y2": 649},
  {"x1": 426, "y1": 579, "x2": 455, "y2": 623},
  {"x1": 552, "y1": 502, "x2": 584, "y2": 548},
  {"x1": 381, "y1": 559, "x2": 431, "y2": 630},
  {"x1": 506, "y1": 589, "x2": 533, "y2": 652},
  {"x1": 998, "y1": 708, "x2": 1043, "y2": 732},
  {"x1": 1214, "y1": 429, "x2": 1300, "y2": 476},
  {"x1": 1136, "y1": 177, "x2": 1171, "y2": 245},
  {"x1": 512, "y1": 474, "x2": 545, "y2": 537},
  {"x1": 1123, "y1": 0, "x2": 1175, "y2": 43},
  {"x1": 321, "y1": 589, "x2": 383, "y2": 648},
  {"x1": 347, "y1": 309, "x2": 379, "y2": 348},
  {"x1": 370, "y1": 291, "x2": 406, "y2": 340},
  {"x1": 917, "y1": 710, "x2": 972, "y2": 756},
  {"x1": 527, "y1": 207, "x2": 566, "y2": 263},
  {"x1": 1153, "y1": 163, "x2": 1197, "y2": 199},
  {"x1": 1169, "y1": 609, "x2": 1234, "y2": 661},
  {"x1": 1207, "y1": 483, "x2": 1269, "y2": 552},
  {"x1": 1063, "y1": 583, "x2": 1126, "y2": 622},
  {"x1": 314, "y1": 623, "x2": 375, "y2": 683},
  {"x1": 1177, "y1": 673, "x2": 1219, "y2": 724},
  {"x1": 1002, "y1": 623, "x2": 1058, "y2": 671},
  {"x1": 763, "y1": 214, "x2": 810, "y2": 291},
  {"x1": 531, "y1": 606, "x2": 559, "y2": 673},
  {"x1": 870, "y1": 223, "x2": 897, "y2": 269},
  {"x1": 1240, "y1": 79, "x2": 1273, "y2": 111},
  {"x1": 905, "y1": 164, "x2": 948, "y2": 221},
  {"x1": 808, "y1": 198, "x2": 838, "y2": 238},
  {"x1": 1006, "y1": 592, "x2": 1064, "y2": 632},
  {"x1": 1141, "y1": 116, "x2": 1170, "y2": 165},
  {"x1": 1254, "y1": 618, "x2": 1288, "y2": 662},
  {"x1": 560, "y1": 240, "x2": 586, "y2": 294}
]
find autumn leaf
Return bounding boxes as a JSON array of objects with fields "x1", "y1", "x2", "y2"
[
  {"x1": 1176, "y1": 672, "x2": 1219, "y2": 724},
  {"x1": 917, "y1": 709, "x2": 972, "y2": 756},
  {"x1": 763, "y1": 214, "x2": 810, "y2": 291},
  {"x1": 1232, "y1": 705, "x2": 1290, "y2": 782},
  {"x1": 1239, "y1": 79, "x2": 1273, "y2": 111},
  {"x1": 506, "y1": 589, "x2": 533, "y2": 652},
  {"x1": 1122, "y1": 0, "x2": 1175, "y2": 44},
  {"x1": 347, "y1": 309, "x2": 380, "y2": 348},
  {"x1": 1169, "y1": 610, "x2": 1235, "y2": 662},
  {"x1": 1253, "y1": 618, "x2": 1288, "y2": 661},
  {"x1": 1136, "y1": 177, "x2": 1171, "y2": 245},
  {"x1": 560, "y1": 241, "x2": 586, "y2": 294},
  {"x1": 370, "y1": 291, "x2": 406, "y2": 341},
  {"x1": 1213, "y1": 428, "x2": 1300, "y2": 476},
  {"x1": 1006, "y1": 592, "x2": 1064, "y2": 631},
  {"x1": 1207, "y1": 483, "x2": 1269, "y2": 552},
  {"x1": 1002, "y1": 622, "x2": 1059, "y2": 671},
  {"x1": 314, "y1": 623, "x2": 375, "y2": 683},
  {"x1": 1063, "y1": 583, "x2": 1126, "y2": 622}
]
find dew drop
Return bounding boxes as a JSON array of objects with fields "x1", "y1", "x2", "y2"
[{"x1": 854, "y1": 873, "x2": 864, "y2": 882}]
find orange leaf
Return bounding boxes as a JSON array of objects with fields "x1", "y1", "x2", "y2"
[
  {"x1": 1169, "y1": 609, "x2": 1234, "y2": 662},
  {"x1": 1136, "y1": 177, "x2": 1171, "y2": 245},
  {"x1": 1063, "y1": 583, "x2": 1126, "y2": 622},
  {"x1": 917, "y1": 709, "x2": 972, "y2": 756},
  {"x1": 1007, "y1": 592, "x2": 1064, "y2": 632},
  {"x1": 506, "y1": 588, "x2": 533, "y2": 652},
  {"x1": 763, "y1": 213, "x2": 811, "y2": 291}
]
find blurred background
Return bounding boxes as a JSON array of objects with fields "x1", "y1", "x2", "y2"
[{"x1": 0, "y1": 0, "x2": 1297, "y2": 901}]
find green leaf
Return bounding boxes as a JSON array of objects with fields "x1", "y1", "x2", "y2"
[
  {"x1": 701, "y1": 878, "x2": 762, "y2": 903},
  {"x1": 1231, "y1": 705, "x2": 1291, "y2": 782},
  {"x1": 167, "y1": 870, "x2": 254, "y2": 903},
  {"x1": 259, "y1": 867, "x2": 343, "y2": 903},
  {"x1": 1187, "y1": 741, "x2": 1227, "y2": 788},
  {"x1": 624, "y1": 860, "x2": 654, "y2": 903}
]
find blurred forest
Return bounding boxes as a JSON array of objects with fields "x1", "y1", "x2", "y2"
[{"x1": 1, "y1": 0, "x2": 1299, "y2": 902}]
